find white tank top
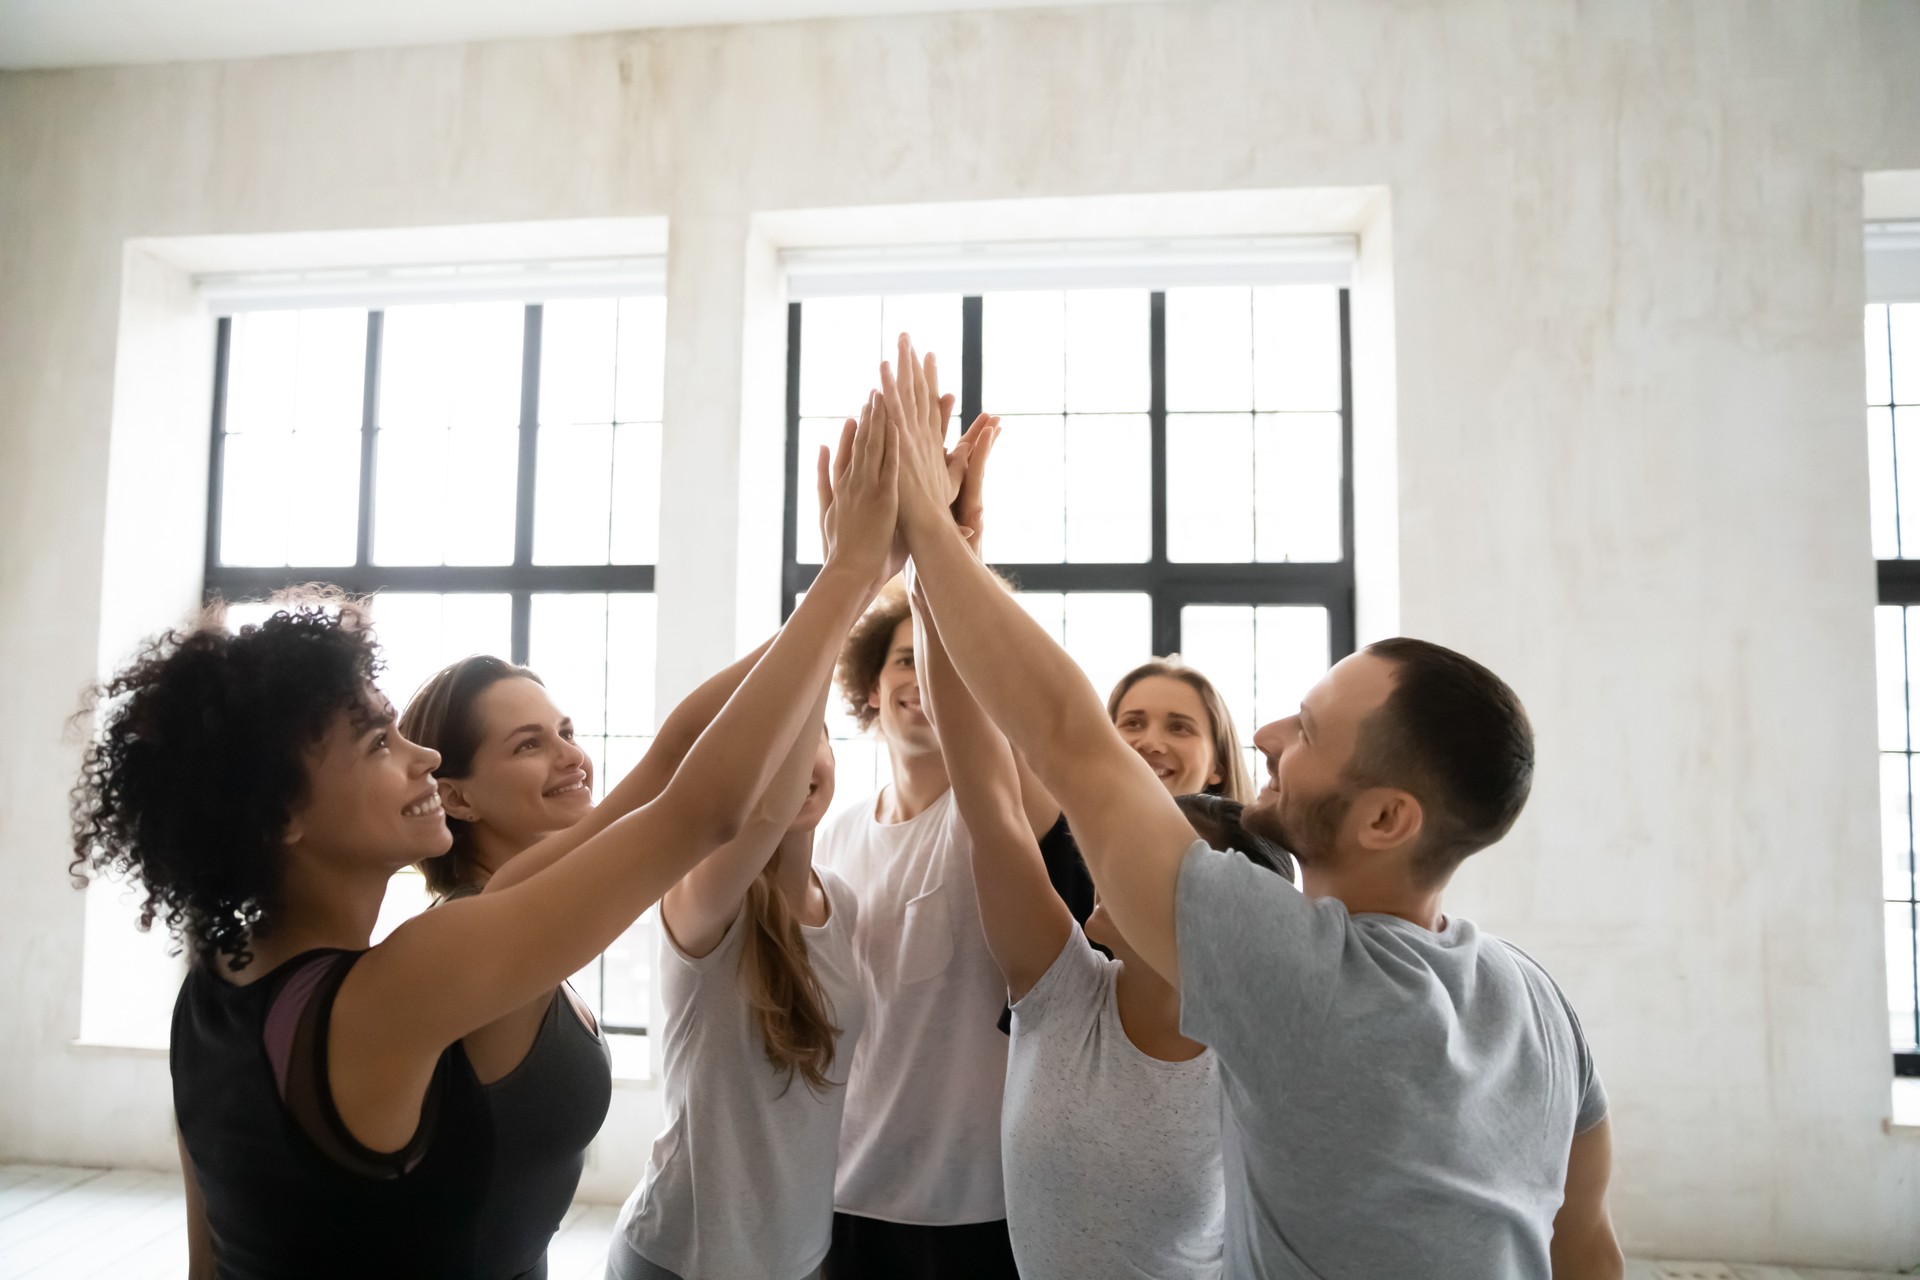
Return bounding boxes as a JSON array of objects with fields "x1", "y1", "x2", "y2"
[
  {"x1": 615, "y1": 867, "x2": 866, "y2": 1279},
  {"x1": 815, "y1": 788, "x2": 1010, "y2": 1224}
]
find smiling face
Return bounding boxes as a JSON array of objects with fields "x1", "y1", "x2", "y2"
[
  {"x1": 436, "y1": 676, "x2": 594, "y2": 854},
  {"x1": 1243, "y1": 652, "x2": 1397, "y2": 868},
  {"x1": 868, "y1": 617, "x2": 939, "y2": 757},
  {"x1": 284, "y1": 692, "x2": 451, "y2": 873},
  {"x1": 1112, "y1": 675, "x2": 1224, "y2": 797}
]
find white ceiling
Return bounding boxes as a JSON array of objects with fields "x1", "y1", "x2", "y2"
[{"x1": 0, "y1": 0, "x2": 1148, "y2": 71}]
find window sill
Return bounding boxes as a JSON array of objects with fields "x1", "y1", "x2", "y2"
[
  {"x1": 1889, "y1": 1078, "x2": 1920, "y2": 1133},
  {"x1": 70, "y1": 1039, "x2": 168, "y2": 1059}
]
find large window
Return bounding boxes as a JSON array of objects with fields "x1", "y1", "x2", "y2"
[
  {"x1": 1870, "y1": 300, "x2": 1920, "y2": 1073},
  {"x1": 203, "y1": 295, "x2": 663, "y2": 1070},
  {"x1": 783, "y1": 285, "x2": 1354, "y2": 806}
]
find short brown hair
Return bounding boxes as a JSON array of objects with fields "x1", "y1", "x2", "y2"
[
  {"x1": 1352, "y1": 638, "x2": 1534, "y2": 885},
  {"x1": 836, "y1": 584, "x2": 911, "y2": 732}
]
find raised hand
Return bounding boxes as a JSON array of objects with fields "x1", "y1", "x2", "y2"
[
  {"x1": 883, "y1": 334, "x2": 966, "y2": 545},
  {"x1": 820, "y1": 391, "x2": 899, "y2": 588},
  {"x1": 951, "y1": 415, "x2": 1001, "y2": 551}
]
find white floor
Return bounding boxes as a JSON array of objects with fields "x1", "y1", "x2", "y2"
[{"x1": 0, "y1": 1162, "x2": 1909, "y2": 1279}]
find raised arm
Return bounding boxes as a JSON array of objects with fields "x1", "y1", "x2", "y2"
[
  {"x1": 1550, "y1": 1118, "x2": 1624, "y2": 1280},
  {"x1": 662, "y1": 677, "x2": 831, "y2": 959},
  {"x1": 331, "y1": 397, "x2": 897, "y2": 1144},
  {"x1": 885, "y1": 337, "x2": 1194, "y2": 984},
  {"x1": 912, "y1": 570, "x2": 1071, "y2": 1001},
  {"x1": 482, "y1": 634, "x2": 774, "y2": 897}
]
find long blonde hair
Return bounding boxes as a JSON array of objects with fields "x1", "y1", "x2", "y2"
[
  {"x1": 1106, "y1": 657, "x2": 1255, "y2": 804},
  {"x1": 738, "y1": 864, "x2": 841, "y2": 1094}
]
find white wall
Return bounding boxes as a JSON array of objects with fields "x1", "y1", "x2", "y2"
[{"x1": 3, "y1": 0, "x2": 1918, "y2": 1263}]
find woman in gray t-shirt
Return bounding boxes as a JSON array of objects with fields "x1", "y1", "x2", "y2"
[
  {"x1": 608, "y1": 709, "x2": 868, "y2": 1280},
  {"x1": 911, "y1": 573, "x2": 1290, "y2": 1280}
]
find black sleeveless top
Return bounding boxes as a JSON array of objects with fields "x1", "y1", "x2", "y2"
[
  {"x1": 171, "y1": 949, "x2": 494, "y2": 1279},
  {"x1": 474, "y1": 986, "x2": 613, "y2": 1279}
]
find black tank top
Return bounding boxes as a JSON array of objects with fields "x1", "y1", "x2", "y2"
[
  {"x1": 172, "y1": 949, "x2": 495, "y2": 1279},
  {"x1": 473, "y1": 986, "x2": 613, "y2": 1279}
]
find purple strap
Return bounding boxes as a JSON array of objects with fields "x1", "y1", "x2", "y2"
[{"x1": 264, "y1": 956, "x2": 340, "y2": 1101}]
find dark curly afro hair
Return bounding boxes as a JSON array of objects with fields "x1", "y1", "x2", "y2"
[{"x1": 69, "y1": 592, "x2": 383, "y2": 971}]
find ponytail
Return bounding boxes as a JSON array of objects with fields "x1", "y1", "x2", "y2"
[{"x1": 738, "y1": 869, "x2": 842, "y2": 1095}]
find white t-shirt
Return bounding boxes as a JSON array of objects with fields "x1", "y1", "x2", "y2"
[
  {"x1": 615, "y1": 867, "x2": 866, "y2": 1280},
  {"x1": 814, "y1": 787, "x2": 1010, "y2": 1224},
  {"x1": 1004, "y1": 923, "x2": 1224, "y2": 1280}
]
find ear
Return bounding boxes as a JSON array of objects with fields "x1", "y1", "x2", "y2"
[
  {"x1": 867, "y1": 684, "x2": 883, "y2": 712},
  {"x1": 1353, "y1": 787, "x2": 1423, "y2": 853},
  {"x1": 436, "y1": 777, "x2": 481, "y2": 824}
]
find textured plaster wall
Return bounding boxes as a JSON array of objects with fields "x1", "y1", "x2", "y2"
[{"x1": 2, "y1": 0, "x2": 1919, "y2": 1262}]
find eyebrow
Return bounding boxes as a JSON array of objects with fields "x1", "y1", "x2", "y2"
[
  {"x1": 504, "y1": 718, "x2": 570, "y2": 741},
  {"x1": 890, "y1": 645, "x2": 915, "y2": 658}
]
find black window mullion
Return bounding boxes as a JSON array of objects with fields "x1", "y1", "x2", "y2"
[
  {"x1": 511, "y1": 304, "x2": 543, "y2": 662},
  {"x1": 1330, "y1": 288, "x2": 1358, "y2": 661},
  {"x1": 960, "y1": 296, "x2": 983, "y2": 432},
  {"x1": 203, "y1": 317, "x2": 233, "y2": 584},
  {"x1": 1148, "y1": 291, "x2": 1179, "y2": 657},
  {"x1": 781, "y1": 301, "x2": 804, "y2": 621},
  {"x1": 353, "y1": 311, "x2": 384, "y2": 571}
]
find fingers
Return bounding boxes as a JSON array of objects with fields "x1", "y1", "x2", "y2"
[
  {"x1": 879, "y1": 359, "x2": 909, "y2": 450},
  {"x1": 833, "y1": 415, "x2": 857, "y2": 487},
  {"x1": 925, "y1": 352, "x2": 943, "y2": 436},
  {"x1": 854, "y1": 390, "x2": 883, "y2": 484},
  {"x1": 938, "y1": 392, "x2": 956, "y2": 445},
  {"x1": 816, "y1": 442, "x2": 832, "y2": 513}
]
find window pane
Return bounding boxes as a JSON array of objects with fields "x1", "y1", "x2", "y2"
[
  {"x1": 1061, "y1": 593, "x2": 1151, "y2": 703},
  {"x1": 1166, "y1": 287, "x2": 1254, "y2": 412},
  {"x1": 882, "y1": 295, "x2": 962, "y2": 391},
  {"x1": 1064, "y1": 414, "x2": 1150, "y2": 562},
  {"x1": 792, "y1": 416, "x2": 845, "y2": 565},
  {"x1": 1899, "y1": 410, "x2": 1920, "y2": 560},
  {"x1": 1889, "y1": 902, "x2": 1918, "y2": 1051},
  {"x1": 1894, "y1": 304, "x2": 1920, "y2": 407},
  {"x1": 615, "y1": 297, "x2": 667, "y2": 425},
  {"x1": 800, "y1": 296, "x2": 882, "y2": 420},
  {"x1": 224, "y1": 311, "x2": 299, "y2": 434},
  {"x1": 1869, "y1": 305, "x2": 1893, "y2": 407},
  {"x1": 292, "y1": 309, "x2": 370, "y2": 434},
  {"x1": 283, "y1": 431, "x2": 361, "y2": 566},
  {"x1": 443, "y1": 429, "x2": 519, "y2": 567},
  {"x1": 534, "y1": 424, "x2": 614, "y2": 565},
  {"x1": 450, "y1": 302, "x2": 526, "y2": 430},
  {"x1": 1065, "y1": 290, "x2": 1149, "y2": 413},
  {"x1": 226, "y1": 309, "x2": 365, "y2": 436},
  {"x1": 1167, "y1": 413, "x2": 1253, "y2": 562},
  {"x1": 606, "y1": 592, "x2": 658, "y2": 736},
  {"x1": 987, "y1": 414, "x2": 1066, "y2": 562},
  {"x1": 1255, "y1": 412, "x2": 1343, "y2": 562},
  {"x1": 530, "y1": 593, "x2": 611, "y2": 736},
  {"x1": 1254, "y1": 286, "x2": 1342, "y2": 412},
  {"x1": 380, "y1": 304, "x2": 456, "y2": 432},
  {"x1": 610, "y1": 422, "x2": 662, "y2": 565},
  {"x1": 983, "y1": 292, "x2": 1066, "y2": 415},
  {"x1": 373, "y1": 430, "x2": 446, "y2": 566},
  {"x1": 1179, "y1": 605, "x2": 1330, "y2": 735},
  {"x1": 1877, "y1": 605, "x2": 1909, "y2": 753},
  {"x1": 596, "y1": 907, "x2": 659, "y2": 1031},
  {"x1": 1883, "y1": 753, "x2": 1914, "y2": 904},
  {"x1": 219, "y1": 433, "x2": 291, "y2": 566},
  {"x1": 374, "y1": 592, "x2": 513, "y2": 708},
  {"x1": 1871, "y1": 408, "x2": 1898, "y2": 561},
  {"x1": 541, "y1": 299, "x2": 619, "y2": 426}
]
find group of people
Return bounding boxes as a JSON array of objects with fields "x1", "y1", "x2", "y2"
[{"x1": 71, "y1": 337, "x2": 1622, "y2": 1279}]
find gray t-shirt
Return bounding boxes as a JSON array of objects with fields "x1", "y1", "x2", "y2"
[
  {"x1": 1175, "y1": 840, "x2": 1607, "y2": 1280},
  {"x1": 1004, "y1": 923, "x2": 1224, "y2": 1280},
  {"x1": 616, "y1": 867, "x2": 866, "y2": 1280}
]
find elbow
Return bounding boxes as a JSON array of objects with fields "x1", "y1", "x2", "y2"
[{"x1": 664, "y1": 781, "x2": 752, "y2": 851}]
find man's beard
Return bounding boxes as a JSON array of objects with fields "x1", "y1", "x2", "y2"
[{"x1": 1246, "y1": 781, "x2": 1354, "y2": 869}]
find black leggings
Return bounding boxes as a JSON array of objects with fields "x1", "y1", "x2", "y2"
[{"x1": 822, "y1": 1213, "x2": 1019, "y2": 1280}]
